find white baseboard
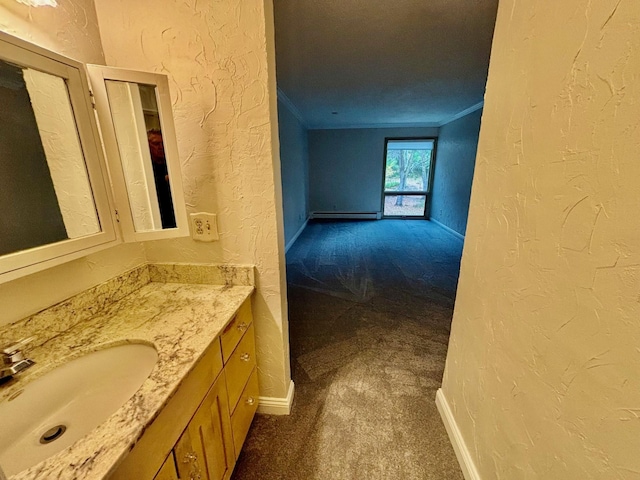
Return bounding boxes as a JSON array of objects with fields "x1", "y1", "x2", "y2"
[
  {"x1": 435, "y1": 389, "x2": 481, "y2": 480},
  {"x1": 285, "y1": 219, "x2": 308, "y2": 253},
  {"x1": 311, "y1": 212, "x2": 379, "y2": 220},
  {"x1": 430, "y1": 218, "x2": 465, "y2": 241},
  {"x1": 258, "y1": 380, "x2": 295, "y2": 415}
]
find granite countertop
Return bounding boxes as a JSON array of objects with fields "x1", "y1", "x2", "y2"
[{"x1": 0, "y1": 263, "x2": 254, "y2": 480}]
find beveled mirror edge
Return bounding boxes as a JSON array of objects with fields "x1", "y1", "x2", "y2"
[
  {"x1": 0, "y1": 32, "x2": 120, "y2": 284},
  {"x1": 86, "y1": 64, "x2": 190, "y2": 244}
]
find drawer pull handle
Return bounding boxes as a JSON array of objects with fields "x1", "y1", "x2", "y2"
[
  {"x1": 240, "y1": 352, "x2": 251, "y2": 362},
  {"x1": 246, "y1": 396, "x2": 256, "y2": 406},
  {"x1": 237, "y1": 322, "x2": 248, "y2": 331},
  {"x1": 183, "y1": 452, "x2": 201, "y2": 480}
]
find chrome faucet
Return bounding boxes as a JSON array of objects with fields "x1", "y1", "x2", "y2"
[{"x1": 0, "y1": 337, "x2": 35, "y2": 381}]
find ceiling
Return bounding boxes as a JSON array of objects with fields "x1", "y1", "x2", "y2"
[{"x1": 273, "y1": 0, "x2": 499, "y2": 129}]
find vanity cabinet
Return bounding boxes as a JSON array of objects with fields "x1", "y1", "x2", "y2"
[
  {"x1": 154, "y1": 456, "x2": 179, "y2": 480},
  {"x1": 173, "y1": 372, "x2": 234, "y2": 480},
  {"x1": 220, "y1": 302, "x2": 259, "y2": 465},
  {"x1": 112, "y1": 298, "x2": 257, "y2": 480}
]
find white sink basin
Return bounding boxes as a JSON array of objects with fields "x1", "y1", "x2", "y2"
[{"x1": 0, "y1": 343, "x2": 157, "y2": 477}]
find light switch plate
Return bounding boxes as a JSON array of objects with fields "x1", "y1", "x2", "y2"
[{"x1": 190, "y1": 212, "x2": 219, "y2": 242}]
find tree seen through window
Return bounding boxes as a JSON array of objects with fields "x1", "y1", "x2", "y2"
[{"x1": 383, "y1": 139, "x2": 434, "y2": 217}]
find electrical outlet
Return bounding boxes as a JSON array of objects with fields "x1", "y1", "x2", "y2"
[{"x1": 190, "y1": 212, "x2": 219, "y2": 242}]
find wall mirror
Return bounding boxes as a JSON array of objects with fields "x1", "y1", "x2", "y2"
[
  {"x1": 0, "y1": 32, "x2": 117, "y2": 282},
  {"x1": 87, "y1": 65, "x2": 188, "y2": 242}
]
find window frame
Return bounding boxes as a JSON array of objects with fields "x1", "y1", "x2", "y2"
[{"x1": 380, "y1": 137, "x2": 438, "y2": 219}]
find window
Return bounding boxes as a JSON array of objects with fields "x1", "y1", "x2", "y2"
[{"x1": 382, "y1": 139, "x2": 435, "y2": 217}]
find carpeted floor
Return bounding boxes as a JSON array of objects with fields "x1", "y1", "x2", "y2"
[{"x1": 232, "y1": 219, "x2": 464, "y2": 480}]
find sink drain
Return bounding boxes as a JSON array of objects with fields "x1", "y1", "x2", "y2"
[{"x1": 39, "y1": 425, "x2": 67, "y2": 444}]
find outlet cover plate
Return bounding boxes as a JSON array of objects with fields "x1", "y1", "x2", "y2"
[{"x1": 190, "y1": 212, "x2": 219, "y2": 242}]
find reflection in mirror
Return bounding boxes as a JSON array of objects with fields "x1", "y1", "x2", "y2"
[
  {"x1": 105, "y1": 81, "x2": 176, "y2": 231},
  {"x1": 0, "y1": 60, "x2": 100, "y2": 256}
]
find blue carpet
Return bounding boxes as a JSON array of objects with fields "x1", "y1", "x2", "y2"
[{"x1": 233, "y1": 219, "x2": 464, "y2": 480}]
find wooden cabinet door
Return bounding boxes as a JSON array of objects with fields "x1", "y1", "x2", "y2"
[
  {"x1": 154, "y1": 454, "x2": 179, "y2": 480},
  {"x1": 174, "y1": 374, "x2": 235, "y2": 480}
]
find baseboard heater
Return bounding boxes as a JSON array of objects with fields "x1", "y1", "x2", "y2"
[{"x1": 310, "y1": 211, "x2": 382, "y2": 220}]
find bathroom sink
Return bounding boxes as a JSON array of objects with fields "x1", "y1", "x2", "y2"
[{"x1": 0, "y1": 343, "x2": 157, "y2": 477}]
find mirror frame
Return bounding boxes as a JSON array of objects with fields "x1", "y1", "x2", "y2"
[
  {"x1": 0, "y1": 32, "x2": 118, "y2": 283},
  {"x1": 87, "y1": 65, "x2": 189, "y2": 243}
]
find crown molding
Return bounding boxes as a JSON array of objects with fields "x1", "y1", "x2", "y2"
[
  {"x1": 276, "y1": 87, "x2": 308, "y2": 129},
  {"x1": 437, "y1": 101, "x2": 484, "y2": 127},
  {"x1": 275, "y1": 90, "x2": 483, "y2": 131},
  {"x1": 308, "y1": 121, "x2": 441, "y2": 130}
]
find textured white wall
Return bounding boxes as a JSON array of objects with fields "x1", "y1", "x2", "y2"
[
  {"x1": 105, "y1": 81, "x2": 160, "y2": 232},
  {"x1": 0, "y1": 0, "x2": 146, "y2": 328},
  {"x1": 94, "y1": 0, "x2": 291, "y2": 398},
  {"x1": 442, "y1": 1, "x2": 640, "y2": 478},
  {"x1": 24, "y1": 68, "x2": 101, "y2": 238},
  {"x1": 0, "y1": 0, "x2": 103, "y2": 63}
]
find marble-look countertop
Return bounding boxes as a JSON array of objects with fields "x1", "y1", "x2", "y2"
[{"x1": 0, "y1": 264, "x2": 254, "y2": 480}]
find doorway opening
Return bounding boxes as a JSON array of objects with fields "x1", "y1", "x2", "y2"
[{"x1": 382, "y1": 138, "x2": 436, "y2": 218}]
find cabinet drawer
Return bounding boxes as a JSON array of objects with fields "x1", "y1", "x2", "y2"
[
  {"x1": 230, "y1": 367, "x2": 259, "y2": 459},
  {"x1": 221, "y1": 300, "x2": 252, "y2": 363},
  {"x1": 225, "y1": 323, "x2": 256, "y2": 412}
]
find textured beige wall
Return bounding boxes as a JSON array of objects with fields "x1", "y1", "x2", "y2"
[
  {"x1": 94, "y1": 0, "x2": 291, "y2": 398},
  {"x1": 24, "y1": 68, "x2": 101, "y2": 238},
  {"x1": 0, "y1": 0, "x2": 104, "y2": 63},
  {"x1": 105, "y1": 81, "x2": 161, "y2": 231},
  {"x1": 0, "y1": 0, "x2": 146, "y2": 328},
  {"x1": 442, "y1": 1, "x2": 640, "y2": 478}
]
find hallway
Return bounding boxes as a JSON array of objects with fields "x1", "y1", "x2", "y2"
[{"x1": 233, "y1": 220, "x2": 464, "y2": 479}]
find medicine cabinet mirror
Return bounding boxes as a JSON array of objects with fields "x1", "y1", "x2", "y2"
[
  {"x1": 87, "y1": 65, "x2": 188, "y2": 242},
  {"x1": 0, "y1": 32, "x2": 117, "y2": 282}
]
